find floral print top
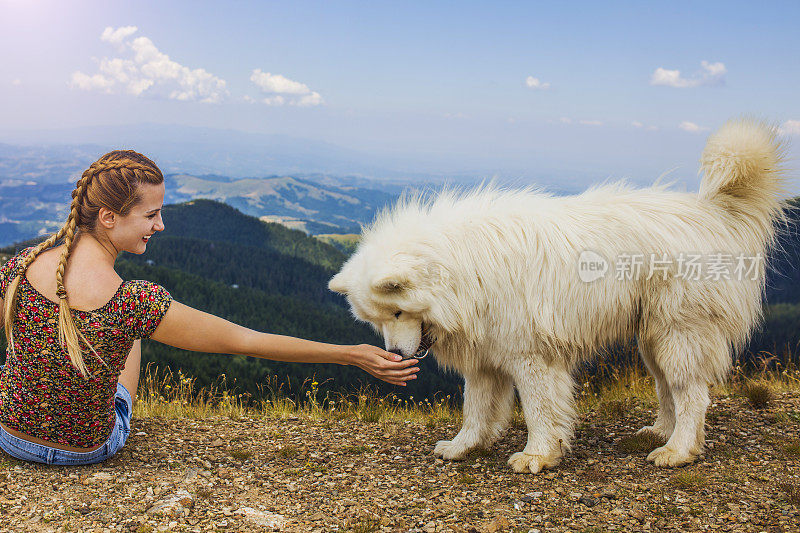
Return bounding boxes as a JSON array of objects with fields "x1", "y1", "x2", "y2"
[{"x1": 0, "y1": 248, "x2": 172, "y2": 448}]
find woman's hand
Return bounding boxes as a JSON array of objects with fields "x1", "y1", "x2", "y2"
[{"x1": 345, "y1": 344, "x2": 420, "y2": 386}]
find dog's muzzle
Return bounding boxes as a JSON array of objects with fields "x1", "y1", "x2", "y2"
[{"x1": 408, "y1": 323, "x2": 435, "y2": 360}]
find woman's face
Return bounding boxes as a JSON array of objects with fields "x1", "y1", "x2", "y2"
[{"x1": 107, "y1": 182, "x2": 166, "y2": 255}]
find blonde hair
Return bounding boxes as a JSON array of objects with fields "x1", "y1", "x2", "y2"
[{"x1": 3, "y1": 150, "x2": 163, "y2": 378}]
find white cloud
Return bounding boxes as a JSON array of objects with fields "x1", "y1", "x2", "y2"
[
  {"x1": 525, "y1": 76, "x2": 551, "y2": 90},
  {"x1": 249, "y1": 69, "x2": 323, "y2": 106},
  {"x1": 559, "y1": 117, "x2": 572, "y2": 124},
  {"x1": 101, "y1": 26, "x2": 138, "y2": 47},
  {"x1": 650, "y1": 60, "x2": 727, "y2": 88},
  {"x1": 70, "y1": 26, "x2": 228, "y2": 103},
  {"x1": 632, "y1": 121, "x2": 658, "y2": 131},
  {"x1": 679, "y1": 121, "x2": 708, "y2": 132},
  {"x1": 579, "y1": 119, "x2": 603, "y2": 126},
  {"x1": 778, "y1": 120, "x2": 800, "y2": 136}
]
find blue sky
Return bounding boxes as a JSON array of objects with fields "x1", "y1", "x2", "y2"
[{"x1": 1, "y1": 0, "x2": 798, "y2": 189}]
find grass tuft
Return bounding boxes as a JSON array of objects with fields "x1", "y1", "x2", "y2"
[
  {"x1": 457, "y1": 473, "x2": 477, "y2": 484},
  {"x1": 230, "y1": 448, "x2": 253, "y2": 461},
  {"x1": 671, "y1": 469, "x2": 707, "y2": 491},
  {"x1": 778, "y1": 482, "x2": 800, "y2": 506},
  {"x1": 583, "y1": 465, "x2": 608, "y2": 482},
  {"x1": 783, "y1": 440, "x2": 800, "y2": 457},
  {"x1": 616, "y1": 432, "x2": 666, "y2": 454},
  {"x1": 277, "y1": 445, "x2": 299, "y2": 458},
  {"x1": 741, "y1": 381, "x2": 774, "y2": 409}
]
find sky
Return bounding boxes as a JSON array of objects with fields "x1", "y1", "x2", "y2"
[{"x1": 1, "y1": 0, "x2": 799, "y2": 189}]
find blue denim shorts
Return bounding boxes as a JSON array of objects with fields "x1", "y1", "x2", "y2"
[{"x1": 0, "y1": 377, "x2": 133, "y2": 466}]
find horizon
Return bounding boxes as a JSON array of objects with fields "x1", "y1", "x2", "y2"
[{"x1": 1, "y1": 0, "x2": 799, "y2": 192}]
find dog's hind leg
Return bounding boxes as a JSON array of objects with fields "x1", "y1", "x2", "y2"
[
  {"x1": 636, "y1": 336, "x2": 676, "y2": 440},
  {"x1": 507, "y1": 359, "x2": 575, "y2": 474},
  {"x1": 646, "y1": 331, "x2": 718, "y2": 467},
  {"x1": 434, "y1": 368, "x2": 514, "y2": 460}
]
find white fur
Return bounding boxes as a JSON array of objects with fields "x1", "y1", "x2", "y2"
[{"x1": 329, "y1": 118, "x2": 790, "y2": 472}]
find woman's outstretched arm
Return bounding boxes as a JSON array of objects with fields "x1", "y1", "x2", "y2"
[{"x1": 149, "y1": 301, "x2": 419, "y2": 386}]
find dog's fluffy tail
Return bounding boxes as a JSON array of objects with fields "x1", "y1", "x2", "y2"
[{"x1": 699, "y1": 118, "x2": 789, "y2": 246}]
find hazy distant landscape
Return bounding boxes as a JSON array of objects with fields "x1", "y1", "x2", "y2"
[{"x1": 0, "y1": 141, "x2": 411, "y2": 245}]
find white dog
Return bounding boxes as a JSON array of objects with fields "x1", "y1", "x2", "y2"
[{"x1": 329, "y1": 119, "x2": 788, "y2": 473}]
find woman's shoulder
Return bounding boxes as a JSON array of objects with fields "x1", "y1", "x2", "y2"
[
  {"x1": 116, "y1": 279, "x2": 173, "y2": 309},
  {"x1": 116, "y1": 280, "x2": 173, "y2": 339}
]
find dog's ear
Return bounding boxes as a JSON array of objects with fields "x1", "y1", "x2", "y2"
[
  {"x1": 371, "y1": 273, "x2": 410, "y2": 293},
  {"x1": 328, "y1": 272, "x2": 349, "y2": 294}
]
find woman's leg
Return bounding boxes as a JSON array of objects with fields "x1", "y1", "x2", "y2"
[{"x1": 117, "y1": 340, "x2": 142, "y2": 408}]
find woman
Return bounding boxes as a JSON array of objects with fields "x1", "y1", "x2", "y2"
[{"x1": 0, "y1": 150, "x2": 419, "y2": 466}]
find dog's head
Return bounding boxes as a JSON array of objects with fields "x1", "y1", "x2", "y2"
[{"x1": 329, "y1": 248, "x2": 445, "y2": 358}]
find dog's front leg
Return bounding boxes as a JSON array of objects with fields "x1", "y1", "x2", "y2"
[
  {"x1": 508, "y1": 359, "x2": 576, "y2": 474},
  {"x1": 434, "y1": 369, "x2": 513, "y2": 460}
]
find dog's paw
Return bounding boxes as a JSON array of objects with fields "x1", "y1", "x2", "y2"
[
  {"x1": 433, "y1": 440, "x2": 469, "y2": 460},
  {"x1": 646, "y1": 445, "x2": 696, "y2": 467},
  {"x1": 507, "y1": 452, "x2": 560, "y2": 474},
  {"x1": 636, "y1": 424, "x2": 671, "y2": 440}
]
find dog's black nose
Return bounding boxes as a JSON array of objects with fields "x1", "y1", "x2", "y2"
[{"x1": 388, "y1": 348, "x2": 404, "y2": 356}]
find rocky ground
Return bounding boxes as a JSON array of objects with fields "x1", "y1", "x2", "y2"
[{"x1": 0, "y1": 392, "x2": 799, "y2": 533}]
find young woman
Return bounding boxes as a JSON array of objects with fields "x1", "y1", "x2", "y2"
[{"x1": 0, "y1": 150, "x2": 419, "y2": 466}]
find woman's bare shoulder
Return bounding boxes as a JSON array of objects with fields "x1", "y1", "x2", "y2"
[{"x1": 26, "y1": 245, "x2": 123, "y2": 308}]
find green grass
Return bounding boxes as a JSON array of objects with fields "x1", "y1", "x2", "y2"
[
  {"x1": 671, "y1": 469, "x2": 708, "y2": 491},
  {"x1": 229, "y1": 448, "x2": 253, "y2": 461},
  {"x1": 277, "y1": 445, "x2": 299, "y2": 458},
  {"x1": 342, "y1": 445, "x2": 372, "y2": 455},
  {"x1": 783, "y1": 440, "x2": 800, "y2": 457},
  {"x1": 457, "y1": 473, "x2": 477, "y2": 485}
]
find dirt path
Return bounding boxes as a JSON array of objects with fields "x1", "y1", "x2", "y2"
[{"x1": 1, "y1": 393, "x2": 798, "y2": 532}]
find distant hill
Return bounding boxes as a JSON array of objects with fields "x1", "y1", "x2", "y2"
[
  {"x1": 165, "y1": 175, "x2": 395, "y2": 235},
  {"x1": 0, "y1": 171, "x2": 398, "y2": 246}
]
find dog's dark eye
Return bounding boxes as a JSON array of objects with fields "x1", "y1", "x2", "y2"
[{"x1": 394, "y1": 311, "x2": 402, "y2": 319}]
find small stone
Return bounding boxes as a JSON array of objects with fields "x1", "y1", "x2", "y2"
[
  {"x1": 578, "y1": 496, "x2": 598, "y2": 507},
  {"x1": 601, "y1": 488, "x2": 618, "y2": 499},
  {"x1": 236, "y1": 507, "x2": 287, "y2": 529},
  {"x1": 485, "y1": 517, "x2": 510, "y2": 533},
  {"x1": 521, "y1": 491, "x2": 543, "y2": 503},
  {"x1": 146, "y1": 489, "x2": 194, "y2": 518},
  {"x1": 210, "y1": 438, "x2": 225, "y2": 447}
]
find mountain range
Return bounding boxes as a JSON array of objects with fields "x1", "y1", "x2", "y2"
[{"x1": 0, "y1": 171, "x2": 399, "y2": 246}]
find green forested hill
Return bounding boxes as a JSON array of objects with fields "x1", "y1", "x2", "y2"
[{"x1": 159, "y1": 199, "x2": 346, "y2": 270}]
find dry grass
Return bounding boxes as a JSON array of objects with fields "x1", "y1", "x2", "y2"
[
  {"x1": 778, "y1": 482, "x2": 800, "y2": 506},
  {"x1": 616, "y1": 431, "x2": 666, "y2": 454},
  {"x1": 741, "y1": 381, "x2": 775, "y2": 409},
  {"x1": 134, "y1": 347, "x2": 800, "y2": 425}
]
